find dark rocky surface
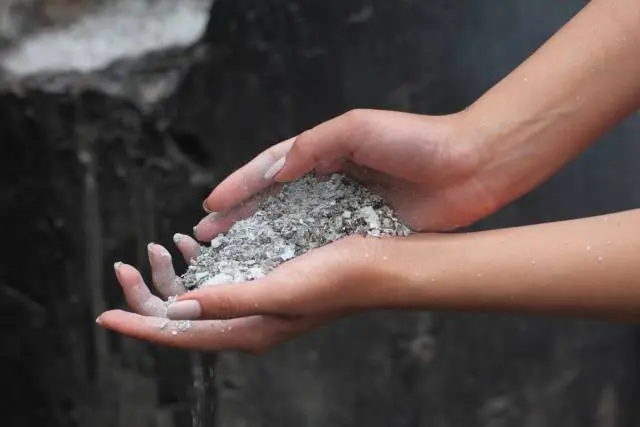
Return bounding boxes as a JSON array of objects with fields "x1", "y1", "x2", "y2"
[{"x1": 1, "y1": 0, "x2": 639, "y2": 426}]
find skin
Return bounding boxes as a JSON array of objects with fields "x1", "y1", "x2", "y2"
[
  {"x1": 100, "y1": 209, "x2": 640, "y2": 351},
  {"x1": 98, "y1": 0, "x2": 640, "y2": 352}
]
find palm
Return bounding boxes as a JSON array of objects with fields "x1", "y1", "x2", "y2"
[
  {"x1": 97, "y1": 235, "x2": 338, "y2": 352},
  {"x1": 369, "y1": 171, "x2": 496, "y2": 231}
]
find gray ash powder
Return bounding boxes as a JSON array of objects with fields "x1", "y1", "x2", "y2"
[{"x1": 181, "y1": 173, "x2": 411, "y2": 290}]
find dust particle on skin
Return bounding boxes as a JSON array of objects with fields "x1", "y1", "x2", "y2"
[
  {"x1": 150, "y1": 318, "x2": 170, "y2": 329},
  {"x1": 179, "y1": 173, "x2": 412, "y2": 290}
]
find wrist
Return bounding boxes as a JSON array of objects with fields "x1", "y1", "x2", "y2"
[
  {"x1": 453, "y1": 0, "x2": 640, "y2": 211},
  {"x1": 367, "y1": 234, "x2": 462, "y2": 310},
  {"x1": 455, "y1": 90, "x2": 595, "y2": 213}
]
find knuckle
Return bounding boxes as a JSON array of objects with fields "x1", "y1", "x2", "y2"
[
  {"x1": 448, "y1": 140, "x2": 483, "y2": 180},
  {"x1": 342, "y1": 109, "x2": 372, "y2": 133},
  {"x1": 342, "y1": 108, "x2": 370, "y2": 128}
]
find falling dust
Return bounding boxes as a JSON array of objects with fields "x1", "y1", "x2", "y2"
[{"x1": 180, "y1": 173, "x2": 412, "y2": 290}]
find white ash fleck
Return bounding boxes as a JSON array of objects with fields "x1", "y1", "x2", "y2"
[
  {"x1": 181, "y1": 173, "x2": 411, "y2": 290},
  {"x1": 143, "y1": 299, "x2": 168, "y2": 317},
  {"x1": 178, "y1": 320, "x2": 192, "y2": 331},
  {"x1": 158, "y1": 319, "x2": 192, "y2": 333},
  {"x1": 164, "y1": 295, "x2": 178, "y2": 309},
  {"x1": 156, "y1": 319, "x2": 170, "y2": 329}
]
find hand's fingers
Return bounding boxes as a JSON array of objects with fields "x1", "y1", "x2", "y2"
[
  {"x1": 167, "y1": 280, "x2": 281, "y2": 320},
  {"x1": 173, "y1": 233, "x2": 201, "y2": 264},
  {"x1": 96, "y1": 309, "x2": 326, "y2": 352},
  {"x1": 194, "y1": 183, "x2": 284, "y2": 242},
  {"x1": 113, "y1": 263, "x2": 168, "y2": 317},
  {"x1": 147, "y1": 243, "x2": 186, "y2": 298},
  {"x1": 193, "y1": 198, "x2": 258, "y2": 242},
  {"x1": 203, "y1": 138, "x2": 294, "y2": 213},
  {"x1": 276, "y1": 110, "x2": 443, "y2": 183},
  {"x1": 167, "y1": 238, "x2": 368, "y2": 321}
]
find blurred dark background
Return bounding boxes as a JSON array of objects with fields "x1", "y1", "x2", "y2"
[{"x1": 1, "y1": 0, "x2": 638, "y2": 426}]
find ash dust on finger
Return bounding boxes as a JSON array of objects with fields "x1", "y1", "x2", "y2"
[
  {"x1": 143, "y1": 315, "x2": 238, "y2": 340},
  {"x1": 154, "y1": 317, "x2": 194, "y2": 336}
]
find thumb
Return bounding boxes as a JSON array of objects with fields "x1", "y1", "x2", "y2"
[
  {"x1": 273, "y1": 109, "x2": 441, "y2": 183},
  {"x1": 272, "y1": 110, "x2": 366, "y2": 182},
  {"x1": 166, "y1": 280, "x2": 286, "y2": 320}
]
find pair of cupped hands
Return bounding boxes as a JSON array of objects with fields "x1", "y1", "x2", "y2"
[{"x1": 97, "y1": 109, "x2": 500, "y2": 352}]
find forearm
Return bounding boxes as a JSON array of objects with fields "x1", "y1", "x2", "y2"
[
  {"x1": 387, "y1": 209, "x2": 640, "y2": 322},
  {"x1": 460, "y1": 0, "x2": 640, "y2": 208}
]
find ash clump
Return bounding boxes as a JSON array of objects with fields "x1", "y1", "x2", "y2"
[{"x1": 181, "y1": 173, "x2": 411, "y2": 290}]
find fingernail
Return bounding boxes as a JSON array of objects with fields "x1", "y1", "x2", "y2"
[
  {"x1": 113, "y1": 261, "x2": 122, "y2": 271},
  {"x1": 202, "y1": 199, "x2": 213, "y2": 213},
  {"x1": 173, "y1": 233, "x2": 183, "y2": 244},
  {"x1": 95, "y1": 316, "x2": 103, "y2": 325},
  {"x1": 264, "y1": 156, "x2": 286, "y2": 180},
  {"x1": 167, "y1": 300, "x2": 202, "y2": 320},
  {"x1": 147, "y1": 242, "x2": 155, "y2": 253},
  {"x1": 192, "y1": 226, "x2": 200, "y2": 241}
]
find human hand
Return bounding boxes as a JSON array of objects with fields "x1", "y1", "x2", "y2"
[
  {"x1": 96, "y1": 234, "x2": 406, "y2": 352},
  {"x1": 195, "y1": 109, "x2": 498, "y2": 241}
]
